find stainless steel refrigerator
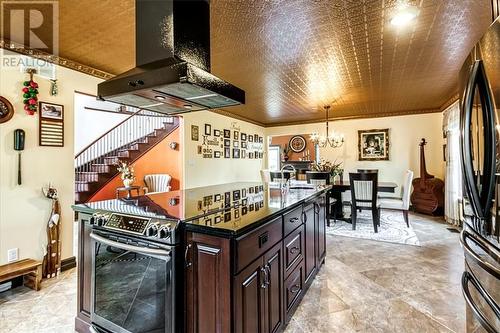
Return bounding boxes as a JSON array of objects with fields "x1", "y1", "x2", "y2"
[{"x1": 459, "y1": 17, "x2": 500, "y2": 333}]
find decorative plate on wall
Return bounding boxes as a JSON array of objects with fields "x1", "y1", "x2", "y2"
[
  {"x1": 0, "y1": 96, "x2": 14, "y2": 124},
  {"x1": 289, "y1": 135, "x2": 306, "y2": 153}
]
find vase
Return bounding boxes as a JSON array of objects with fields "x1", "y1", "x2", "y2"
[{"x1": 123, "y1": 178, "x2": 133, "y2": 188}]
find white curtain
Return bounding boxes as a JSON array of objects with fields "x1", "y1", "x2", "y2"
[{"x1": 442, "y1": 101, "x2": 462, "y2": 226}]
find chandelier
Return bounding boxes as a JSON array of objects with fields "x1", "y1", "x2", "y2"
[{"x1": 309, "y1": 105, "x2": 344, "y2": 148}]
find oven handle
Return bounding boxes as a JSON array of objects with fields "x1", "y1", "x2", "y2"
[
  {"x1": 90, "y1": 233, "x2": 171, "y2": 257},
  {"x1": 460, "y1": 228, "x2": 500, "y2": 279},
  {"x1": 461, "y1": 270, "x2": 500, "y2": 333}
]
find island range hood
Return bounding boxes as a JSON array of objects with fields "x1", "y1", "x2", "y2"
[{"x1": 97, "y1": 0, "x2": 245, "y2": 114}]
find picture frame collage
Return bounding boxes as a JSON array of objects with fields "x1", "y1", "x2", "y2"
[
  {"x1": 197, "y1": 185, "x2": 265, "y2": 226},
  {"x1": 191, "y1": 123, "x2": 264, "y2": 160}
]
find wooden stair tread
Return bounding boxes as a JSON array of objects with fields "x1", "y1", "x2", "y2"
[{"x1": 0, "y1": 259, "x2": 42, "y2": 281}]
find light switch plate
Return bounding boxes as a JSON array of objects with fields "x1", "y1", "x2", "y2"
[{"x1": 7, "y1": 248, "x2": 18, "y2": 263}]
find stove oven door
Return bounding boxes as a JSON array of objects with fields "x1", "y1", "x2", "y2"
[{"x1": 89, "y1": 230, "x2": 174, "y2": 333}]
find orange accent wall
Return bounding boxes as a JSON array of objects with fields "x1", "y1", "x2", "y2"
[
  {"x1": 88, "y1": 127, "x2": 182, "y2": 202},
  {"x1": 270, "y1": 134, "x2": 315, "y2": 162}
]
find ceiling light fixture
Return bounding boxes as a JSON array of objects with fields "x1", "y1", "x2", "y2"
[
  {"x1": 310, "y1": 105, "x2": 344, "y2": 148},
  {"x1": 391, "y1": 1, "x2": 419, "y2": 26}
]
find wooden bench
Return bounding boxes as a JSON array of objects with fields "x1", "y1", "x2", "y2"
[{"x1": 0, "y1": 259, "x2": 42, "y2": 291}]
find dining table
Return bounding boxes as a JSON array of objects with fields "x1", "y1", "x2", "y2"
[{"x1": 327, "y1": 180, "x2": 398, "y2": 222}]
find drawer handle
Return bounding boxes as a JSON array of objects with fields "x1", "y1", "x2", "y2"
[
  {"x1": 290, "y1": 284, "x2": 300, "y2": 294},
  {"x1": 260, "y1": 266, "x2": 268, "y2": 289},
  {"x1": 289, "y1": 217, "x2": 300, "y2": 223},
  {"x1": 290, "y1": 246, "x2": 300, "y2": 255}
]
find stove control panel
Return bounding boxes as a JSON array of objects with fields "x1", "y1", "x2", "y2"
[{"x1": 90, "y1": 212, "x2": 174, "y2": 240}]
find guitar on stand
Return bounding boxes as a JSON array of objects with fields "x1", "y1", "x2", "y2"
[{"x1": 410, "y1": 138, "x2": 444, "y2": 215}]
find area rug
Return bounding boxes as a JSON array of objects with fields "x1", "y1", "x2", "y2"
[{"x1": 326, "y1": 210, "x2": 420, "y2": 246}]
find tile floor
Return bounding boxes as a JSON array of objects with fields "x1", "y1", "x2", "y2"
[{"x1": 0, "y1": 212, "x2": 464, "y2": 333}]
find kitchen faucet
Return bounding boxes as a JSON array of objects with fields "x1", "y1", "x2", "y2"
[{"x1": 280, "y1": 164, "x2": 296, "y2": 192}]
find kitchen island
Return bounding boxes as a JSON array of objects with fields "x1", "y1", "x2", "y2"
[{"x1": 73, "y1": 182, "x2": 329, "y2": 333}]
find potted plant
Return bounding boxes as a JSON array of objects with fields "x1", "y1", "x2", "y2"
[
  {"x1": 310, "y1": 158, "x2": 343, "y2": 182},
  {"x1": 117, "y1": 160, "x2": 135, "y2": 188}
]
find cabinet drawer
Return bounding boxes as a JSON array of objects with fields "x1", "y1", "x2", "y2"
[
  {"x1": 285, "y1": 260, "x2": 304, "y2": 322},
  {"x1": 235, "y1": 216, "x2": 283, "y2": 273},
  {"x1": 283, "y1": 205, "x2": 303, "y2": 236},
  {"x1": 283, "y1": 225, "x2": 304, "y2": 278}
]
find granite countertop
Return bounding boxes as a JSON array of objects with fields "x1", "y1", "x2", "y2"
[{"x1": 73, "y1": 181, "x2": 330, "y2": 236}]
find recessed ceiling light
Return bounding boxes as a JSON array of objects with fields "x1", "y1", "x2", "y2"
[
  {"x1": 391, "y1": 3, "x2": 419, "y2": 26},
  {"x1": 155, "y1": 95, "x2": 166, "y2": 101},
  {"x1": 183, "y1": 104, "x2": 192, "y2": 109}
]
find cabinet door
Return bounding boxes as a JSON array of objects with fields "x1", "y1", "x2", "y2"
[
  {"x1": 315, "y1": 195, "x2": 326, "y2": 264},
  {"x1": 263, "y1": 242, "x2": 284, "y2": 333},
  {"x1": 186, "y1": 232, "x2": 231, "y2": 333},
  {"x1": 234, "y1": 257, "x2": 266, "y2": 333},
  {"x1": 76, "y1": 213, "x2": 92, "y2": 328},
  {"x1": 303, "y1": 203, "x2": 316, "y2": 286}
]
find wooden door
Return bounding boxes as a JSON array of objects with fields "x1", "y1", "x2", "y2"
[
  {"x1": 185, "y1": 232, "x2": 231, "y2": 333},
  {"x1": 303, "y1": 203, "x2": 316, "y2": 285},
  {"x1": 263, "y1": 242, "x2": 284, "y2": 333},
  {"x1": 315, "y1": 195, "x2": 326, "y2": 264},
  {"x1": 234, "y1": 257, "x2": 266, "y2": 333}
]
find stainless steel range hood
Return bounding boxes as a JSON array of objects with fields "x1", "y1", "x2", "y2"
[{"x1": 97, "y1": 0, "x2": 245, "y2": 114}]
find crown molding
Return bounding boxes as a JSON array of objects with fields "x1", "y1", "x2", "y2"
[{"x1": 0, "y1": 38, "x2": 113, "y2": 80}]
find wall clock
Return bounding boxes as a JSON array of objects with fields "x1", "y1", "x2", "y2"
[
  {"x1": 289, "y1": 135, "x2": 306, "y2": 153},
  {"x1": 0, "y1": 96, "x2": 14, "y2": 124}
]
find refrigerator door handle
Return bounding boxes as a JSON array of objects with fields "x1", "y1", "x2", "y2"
[
  {"x1": 462, "y1": 271, "x2": 500, "y2": 333},
  {"x1": 461, "y1": 229, "x2": 500, "y2": 279}
]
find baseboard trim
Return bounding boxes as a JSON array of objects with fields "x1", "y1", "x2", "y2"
[{"x1": 61, "y1": 256, "x2": 77, "y2": 271}]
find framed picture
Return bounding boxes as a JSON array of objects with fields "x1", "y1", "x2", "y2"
[
  {"x1": 204, "y1": 124, "x2": 212, "y2": 135},
  {"x1": 191, "y1": 125, "x2": 199, "y2": 141},
  {"x1": 224, "y1": 211, "x2": 231, "y2": 222},
  {"x1": 242, "y1": 206, "x2": 248, "y2": 215},
  {"x1": 40, "y1": 102, "x2": 63, "y2": 120},
  {"x1": 224, "y1": 138, "x2": 231, "y2": 147},
  {"x1": 254, "y1": 134, "x2": 259, "y2": 142},
  {"x1": 214, "y1": 193, "x2": 222, "y2": 202},
  {"x1": 242, "y1": 198, "x2": 248, "y2": 206},
  {"x1": 248, "y1": 135, "x2": 253, "y2": 142},
  {"x1": 234, "y1": 209, "x2": 240, "y2": 219},
  {"x1": 233, "y1": 148, "x2": 240, "y2": 158},
  {"x1": 233, "y1": 131, "x2": 239, "y2": 140},
  {"x1": 233, "y1": 190, "x2": 241, "y2": 201},
  {"x1": 241, "y1": 133, "x2": 247, "y2": 141},
  {"x1": 214, "y1": 216, "x2": 222, "y2": 224},
  {"x1": 224, "y1": 147, "x2": 231, "y2": 158},
  {"x1": 233, "y1": 141, "x2": 239, "y2": 148},
  {"x1": 197, "y1": 145, "x2": 202, "y2": 154},
  {"x1": 224, "y1": 129, "x2": 231, "y2": 138},
  {"x1": 358, "y1": 129, "x2": 390, "y2": 161},
  {"x1": 248, "y1": 152, "x2": 254, "y2": 159},
  {"x1": 242, "y1": 189, "x2": 247, "y2": 197},
  {"x1": 241, "y1": 141, "x2": 247, "y2": 149},
  {"x1": 214, "y1": 151, "x2": 221, "y2": 158},
  {"x1": 214, "y1": 129, "x2": 221, "y2": 137},
  {"x1": 259, "y1": 152, "x2": 263, "y2": 159},
  {"x1": 39, "y1": 102, "x2": 64, "y2": 147},
  {"x1": 204, "y1": 218, "x2": 212, "y2": 226},
  {"x1": 258, "y1": 136, "x2": 263, "y2": 143},
  {"x1": 249, "y1": 203, "x2": 254, "y2": 211},
  {"x1": 241, "y1": 150, "x2": 246, "y2": 158}
]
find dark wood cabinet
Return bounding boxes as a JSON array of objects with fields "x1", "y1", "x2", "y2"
[
  {"x1": 75, "y1": 213, "x2": 92, "y2": 332},
  {"x1": 185, "y1": 232, "x2": 231, "y2": 333},
  {"x1": 303, "y1": 203, "x2": 317, "y2": 286},
  {"x1": 234, "y1": 242, "x2": 283, "y2": 333},
  {"x1": 315, "y1": 195, "x2": 326, "y2": 264}
]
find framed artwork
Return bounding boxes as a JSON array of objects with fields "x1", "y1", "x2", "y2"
[
  {"x1": 224, "y1": 138, "x2": 231, "y2": 147},
  {"x1": 234, "y1": 209, "x2": 240, "y2": 219},
  {"x1": 242, "y1": 189, "x2": 247, "y2": 197},
  {"x1": 191, "y1": 125, "x2": 199, "y2": 141},
  {"x1": 224, "y1": 211, "x2": 231, "y2": 222},
  {"x1": 249, "y1": 203, "x2": 254, "y2": 211},
  {"x1": 204, "y1": 124, "x2": 212, "y2": 135},
  {"x1": 197, "y1": 145, "x2": 202, "y2": 154},
  {"x1": 259, "y1": 152, "x2": 263, "y2": 159},
  {"x1": 358, "y1": 128, "x2": 390, "y2": 161},
  {"x1": 254, "y1": 186, "x2": 259, "y2": 193},
  {"x1": 241, "y1": 133, "x2": 247, "y2": 141},
  {"x1": 233, "y1": 148, "x2": 240, "y2": 158},
  {"x1": 241, "y1": 141, "x2": 247, "y2": 149},
  {"x1": 224, "y1": 147, "x2": 231, "y2": 158},
  {"x1": 248, "y1": 135, "x2": 253, "y2": 142},
  {"x1": 241, "y1": 150, "x2": 246, "y2": 158},
  {"x1": 204, "y1": 218, "x2": 212, "y2": 226},
  {"x1": 242, "y1": 198, "x2": 248, "y2": 205},
  {"x1": 39, "y1": 102, "x2": 64, "y2": 147},
  {"x1": 289, "y1": 135, "x2": 306, "y2": 153},
  {"x1": 214, "y1": 129, "x2": 221, "y2": 137},
  {"x1": 258, "y1": 136, "x2": 263, "y2": 143},
  {"x1": 214, "y1": 193, "x2": 222, "y2": 202},
  {"x1": 224, "y1": 191, "x2": 231, "y2": 203},
  {"x1": 0, "y1": 96, "x2": 14, "y2": 124},
  {"x1": 233, "y1": 190, "x2": 240, "y2": 201},
  {"x1": 224, "y1": 129, "x2": 231, "y2": 138},
  {"x1": 214, "y1": 216, "x2": 222, "y2": 224},
  {"x1": 242, "y1": 206, "x2": 248, "y2": 215},
  {"x1": 234, "y1": 131, "x2": 239, "y2": 140},
  {"x1": 214, "y1": 151, "x2": 221, "y2": 158},
  {"x1": 233, "y1": 141, "x2": 239, "y2": 148},
  {"x1": 254, "y1": 134, "x2": 259, "y2": 142},
  {"x1": 248, "y1": 152, "x2": 254, "y2": 159}
]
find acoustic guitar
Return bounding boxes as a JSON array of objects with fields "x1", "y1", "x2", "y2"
[{"x1": 410, "y1": 138, "x2": 444, "y2": 215}]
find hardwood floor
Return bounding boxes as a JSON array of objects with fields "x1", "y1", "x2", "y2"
[{"x1": 0, "y1": 213, "x2": 463, "y2": 333}]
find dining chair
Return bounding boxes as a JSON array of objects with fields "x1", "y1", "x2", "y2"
[
  {"x1": 260, "y1": 169, "x2": 271, "y2": 182},
  {"x1": 357, "y1": 169, "x2": 378, "y2": 173},
  {"x1": 378, "y1": 170, "x2": 414, "y2": 227},
  {"x1": 306, "y1": 172, "x2": 336, "y2": 225},
  {"x1": 270, "y1": 171, "x2": 291, "y2": 182},
  {"x1": 349, "y1": 172, "x2": 380, "y2": 233}
]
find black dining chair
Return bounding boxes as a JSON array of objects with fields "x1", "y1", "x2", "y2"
[
  {"x1": 348, "y1": 172, "x2": 380, "y2": 233},
  {"x1": 357, "y1": 169, "x2": 378, "y2": 173},
  {"x1": 306, "y1": 172, "x2": 336, "y2": 225},
  {"x1": 270, "y1": 171, "x2": 291, "y2": 182}
]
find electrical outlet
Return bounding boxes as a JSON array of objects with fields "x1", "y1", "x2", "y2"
[{"x1": 7, "y1": 248, "x2": 18, "y2": 263}]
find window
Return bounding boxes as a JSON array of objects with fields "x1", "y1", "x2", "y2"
[{"x1": 268, "y1": 146, "x2": 280, "y2": 171}]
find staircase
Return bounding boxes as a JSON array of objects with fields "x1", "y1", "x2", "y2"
[{"x1": 75, "y1": 110, "x2": 179, "y2": 204}]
